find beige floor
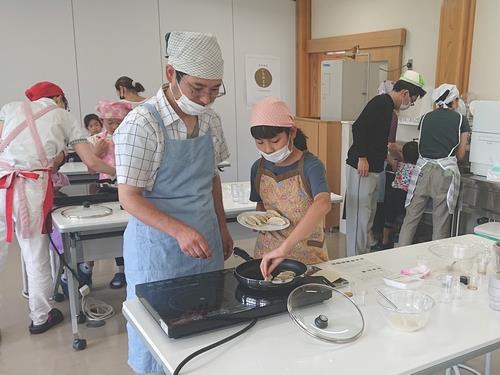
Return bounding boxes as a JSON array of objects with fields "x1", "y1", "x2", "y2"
[{"x1": 0, "y1": 232, "x2": 497, "y2": 375}]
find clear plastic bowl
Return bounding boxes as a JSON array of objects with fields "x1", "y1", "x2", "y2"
[{"x1": 377, "y1": 290, "x2": 435, "y2": 332}]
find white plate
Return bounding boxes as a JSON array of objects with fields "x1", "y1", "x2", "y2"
[{"x1": 237, "y1": 211, "x2": 290, "y2": 231}]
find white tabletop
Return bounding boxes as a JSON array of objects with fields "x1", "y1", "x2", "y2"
[
  {"x1": 59, "y1": 162, "x2": 92, "y2": 176},
  {"x1": 123, "y1": 235, "x2": 500, "y2": 375},
  {"x1": 52, "y1": 181, "x2": 343, "y2": 232}
]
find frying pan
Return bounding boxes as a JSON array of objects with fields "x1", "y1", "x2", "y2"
[{"x1": 233, "y1": 247, "x2": 309, "y2": 291}]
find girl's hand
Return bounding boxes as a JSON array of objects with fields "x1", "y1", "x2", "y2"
[
  {"x1": 260, "y1": 244, "x2": 289, "y2": 279},
  {"x1": 93, "y1": 138, "x2": 108, "y2": 158}
]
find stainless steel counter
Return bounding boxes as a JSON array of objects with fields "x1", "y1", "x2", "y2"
[{"x1": 455, "y1": 174, "x2": 500, "y2": 235}]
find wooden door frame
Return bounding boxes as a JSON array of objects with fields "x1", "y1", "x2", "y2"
[{"x1": 296, "y1": 0, "x2": 477, "y2": 116}]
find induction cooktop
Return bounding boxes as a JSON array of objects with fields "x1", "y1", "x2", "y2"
[{"x1": 136, "y1": 268, "x2": 335, "y2": 339}]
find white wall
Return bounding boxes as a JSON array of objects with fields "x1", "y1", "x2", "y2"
[
  {"x1": 0, "y1": 0, "x2": 296, "y2": 182},
  {"x1": 312, "y1": 0, "x2": 441, "y2": 121},
  {"x1": 72, "y1": 0, "x2": 163, "y2": 118},
  {"x1": 0, "y1": 0, "x2": 81, "y2": 118},
  {"x1": 469, "y1": 0, "x2": 500, "y2": 101}
]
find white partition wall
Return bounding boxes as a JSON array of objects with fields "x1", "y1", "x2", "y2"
[
  {"x1": 0, "y1": 0, "x2": 296, "y2": 182},
  {"x1": 0, "y1": 0, "x2": 81, "y2": 119},
  {"x1": 72, "y1": 0, "x2": 163, "y2": 118}
]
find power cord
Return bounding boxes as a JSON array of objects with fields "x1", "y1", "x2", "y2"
[
  {"x1": 79, "y1": 285, "x2": 114, "y2": 322},
  {"x1": 47, "y1": 203, "x2": 114, "y2": 323},
  {"x1": 173, "y1": 319, "x2": 258, "y2": 375}
]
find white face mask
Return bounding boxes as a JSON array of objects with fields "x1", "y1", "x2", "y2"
[
  {"x1": 259, "y1": 136, "x2": 292, "y2": 164},
  {"x1": 399, "y1": 93, "x2": 411, "y2": 111},
  {"x1": 170, "y1": 79, "x2": 210, "y2": 116},
  {"x1": 455, "y1": 98, "x2": 467, "y2": 116}
]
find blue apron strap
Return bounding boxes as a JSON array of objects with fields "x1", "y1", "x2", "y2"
[{"x1": 142, "y1": 103, "x2": 167, "y2": 138}]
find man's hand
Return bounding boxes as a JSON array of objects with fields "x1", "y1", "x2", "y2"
[
  {"x1": 220, "y1": 226, "x2": 234, "y2": 260},
  {"x1": 175, "y1": 224, "x2": 212, "y2": 259},
  {"x1": 357, "y1": 157, "x2": 369, "y2": 177}
]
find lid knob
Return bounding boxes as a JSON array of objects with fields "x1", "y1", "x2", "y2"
[{"x1": 314, "y1": 314, "x2": 328, "y2": 329}]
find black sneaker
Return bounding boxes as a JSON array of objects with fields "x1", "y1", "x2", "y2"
[
  {"x1": 109, "y1": 272, "x2": 126, "y2": 289},
  {"x1": 29, "y1": 308, "x2": 64, "y2": 334}
]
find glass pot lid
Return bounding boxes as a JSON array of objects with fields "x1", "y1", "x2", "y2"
[
  {"x1": 287, "y1": 283, "x2": 364, "y2": 343},
  {"x1": 61, "y1": 204, "x2": 113, "y2": 219}
]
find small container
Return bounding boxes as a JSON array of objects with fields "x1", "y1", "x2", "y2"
[
  {"x1": 230, "y1": 183, "x2": 244, "y2": 203},
  {"x1": 493, "y1": 242, "x2": 500, "y2": 273},
  {"x1": 476, "y1": 251, "x2": 491, "y2": 275},
  {"x1": 438, "y1": 274, "x2": 455, "y2": 303},
  {"x1": 468, "y1": 274, "x2": 479, "y2": 290}
]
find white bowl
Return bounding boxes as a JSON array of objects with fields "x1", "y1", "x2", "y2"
[{"x1": 377, "y1": 290, "x2": 435, "y2": 332}]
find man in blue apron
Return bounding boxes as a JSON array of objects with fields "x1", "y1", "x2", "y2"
[
  {"x1": 114, "y1": 31, "x2": 233, "y2": 374},
  {"x1": 398, "y1": 83, "x2": 470, "y2": 245}
]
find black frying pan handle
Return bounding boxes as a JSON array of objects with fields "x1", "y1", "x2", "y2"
[{"x1": 233, "y1": 247, "x2": 254, "y2": 262}]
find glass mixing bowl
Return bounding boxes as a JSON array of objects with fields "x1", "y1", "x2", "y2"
[
  {"x1": 377, "y1": 290, "x2": 435, "y2": 332},
  {"x1": 428, "y1": 241, "x2": 488, "y2": 273}
]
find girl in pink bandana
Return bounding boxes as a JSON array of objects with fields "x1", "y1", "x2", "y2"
[
  {"x1": 89, "y1": 100, "x2": 132, "y2": 288},
  {"x1": 89, "y1": 100, "x2": 132, "y2": 180}
]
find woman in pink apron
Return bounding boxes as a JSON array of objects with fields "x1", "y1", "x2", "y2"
[
  {"x1": 0, "y1": 81, "x2": 115, "y2": 334},
  {"x1": 88, "y1": 100, "x2": 132, "y2": 288},
  {"x1": 248, "y1": 97, "x2": 332, "y2": 278}
]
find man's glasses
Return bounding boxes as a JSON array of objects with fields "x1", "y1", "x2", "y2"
[{"x1": 183, "y1": 80, "x2": 226, "y2": 99}]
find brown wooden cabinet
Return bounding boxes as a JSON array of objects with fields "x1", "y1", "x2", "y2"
[{"x1": 295, "y1": 117, "x2": 341, "y2": 228}]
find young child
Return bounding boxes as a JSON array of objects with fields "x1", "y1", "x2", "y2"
[
  {"x1": 90, "y1": 100, "x2": 131, "y2": 288},
  {"x1": 249, "y1": 97, "x2": 332, "y2": 278},
  {"x1": 379, "y1": 141, "x2": 419, "y2": 249},
  {"x1": 83, "y1": 113, "x2": 103, "y2": 136},
  {"x1": 89, "y1": 100, "x2": 132, "y2": 181},
  {"x1": 63, "y1": 100, "x2": 131, "y2": 292}
]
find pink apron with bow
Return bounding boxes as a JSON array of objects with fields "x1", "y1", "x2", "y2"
[{"x1": 0, "y1": 102, "x2": 56, "y2": 242}]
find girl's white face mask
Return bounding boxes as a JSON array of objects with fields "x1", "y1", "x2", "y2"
[{"x1": 259, "y1": 135, "x2": 292, "y2": 163}]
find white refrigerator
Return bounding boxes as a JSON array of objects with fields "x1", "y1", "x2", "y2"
[{"x1": 469, "y1": 100, "x2": 500, "y2": 176}]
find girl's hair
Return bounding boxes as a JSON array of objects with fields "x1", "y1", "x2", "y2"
[
  {"x1": 250, "y1": 126, "x2": 308, "y2": 151},
  {"x1": 402, "y1": 141, "x2": 419, "y2": 164},
  {"x1": 83, "y1": 113, "x2": 102, "y2": 129},
  {"x1": 114, "y1": 76, "x2": 145, "y2": 93}
]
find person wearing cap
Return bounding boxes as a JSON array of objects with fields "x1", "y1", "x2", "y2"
[
  {"x1": 247, "y1": 97, "x2": 331, "y2": 278},
  {"x1": 398, "y1": 83, "x2": 469, "y2": 245},
  {"x1": 114, "y1": 31, "x2": 232, "y2": 374},
  {"x1": 0, "y1": 81, "x2": 115, "y2": 334},
  {"x1": 345, "y1": 70, "x2": 426, "y2": 257}
]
